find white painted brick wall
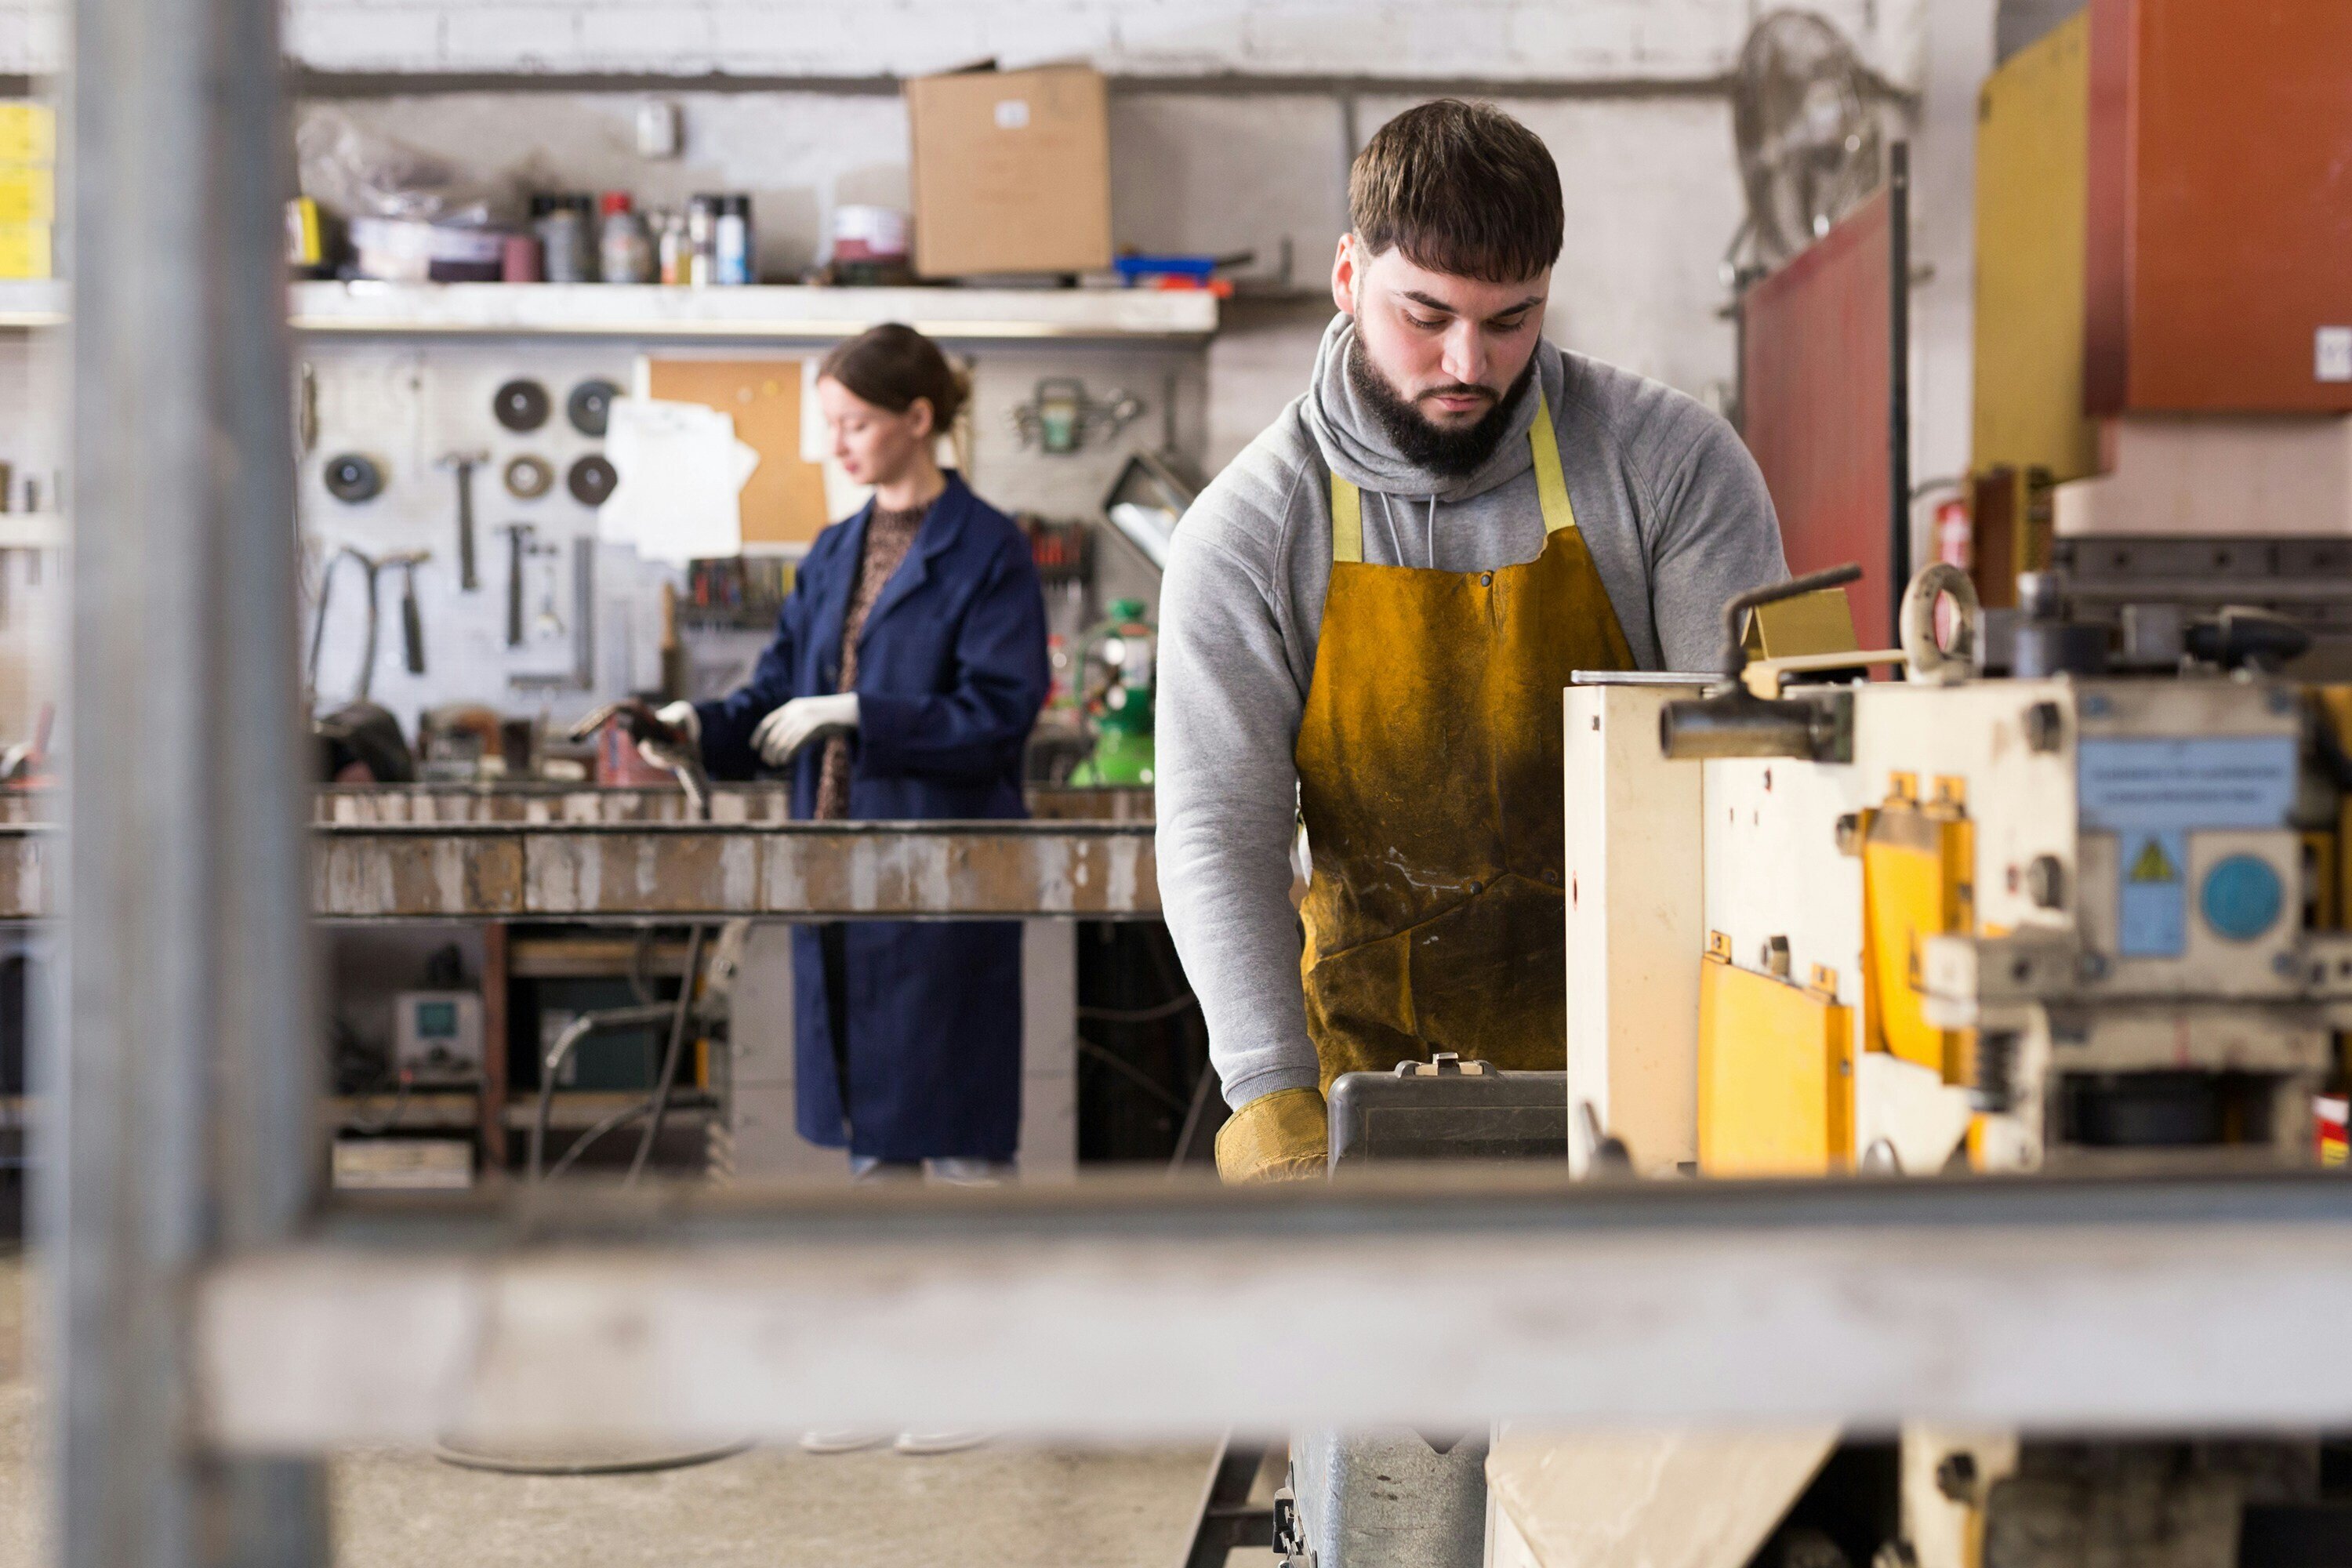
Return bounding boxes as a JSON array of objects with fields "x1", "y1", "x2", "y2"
[{"x1": 1, "y1": 0, "x2": 1928, "y2": 85}]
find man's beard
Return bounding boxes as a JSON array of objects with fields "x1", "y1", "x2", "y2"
[{"x1": 1347, "y1": 345, "x2": 1535, "y2": 479}]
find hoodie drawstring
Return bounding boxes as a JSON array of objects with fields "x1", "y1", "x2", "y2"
[{"x1": 1367, "y1": 491, "x2": 1446, "y2": 569}]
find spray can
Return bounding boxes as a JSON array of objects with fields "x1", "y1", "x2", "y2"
[{"x1": 714, "y1": 194, "x2": 753, "y2": 285}]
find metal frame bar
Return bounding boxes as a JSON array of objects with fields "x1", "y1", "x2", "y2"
[
  {"x1": 60, "y1": 0, "x2": 323, "y2": 1558},
  {"x1": 193, "y1": 1170, "x2": 2352, "y2": 1448}
]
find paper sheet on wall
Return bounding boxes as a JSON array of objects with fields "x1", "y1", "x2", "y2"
[{"x1": 597, "y1": 396, "x2": 760, "y2": 565}]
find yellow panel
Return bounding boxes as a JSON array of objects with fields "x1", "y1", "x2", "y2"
[
  {"x1": 0, "y1": 105, "x2": 54, "y2": 165},
  {"x1": 1741, "y1": 586, "x2": 1860, "y2": 661},
  {"x1": 1697, "y1": 957, "x2": 1855, "y2": 1178},
  {"x1": 1973, "y1": 9, "x2": 2100, "y2": 484},
  {"x1": 0, "y1": 223, "x2": 49, "y2": 281},
  {"x1": 0, "y1": 163, "x2": 52, "y2": 225},
  {"x1": 1862, "y1": 795, "x2": 1975, "y2": 1083}
]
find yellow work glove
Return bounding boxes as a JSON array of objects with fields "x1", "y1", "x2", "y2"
[{"x1": 1214, "y1": 1087, "x2": 1329, "y2": 1184}]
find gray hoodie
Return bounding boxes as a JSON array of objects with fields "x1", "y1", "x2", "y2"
[{"x1": 1157, "y1": 314, "x2": 1788, "y2": 1111}]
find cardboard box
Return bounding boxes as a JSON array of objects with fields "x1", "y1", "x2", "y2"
[
  {"x1": 0, "y1": 223, "x2": 50, "y2": 280},
  {"x1": 905, "y1": 64, "x2": 1111, "y2": 279},
  {"x1": 0, "y1": 104, "x2": 55, "y2": 165}
]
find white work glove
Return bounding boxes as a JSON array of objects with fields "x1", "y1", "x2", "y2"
[
  {"x1": 751, "y1": 693, "x2": 858, "y2": 768},
  {"x1": 636, "y1": 700, "x2": 701, "y2": 770}
]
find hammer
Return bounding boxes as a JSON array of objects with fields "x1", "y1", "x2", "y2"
[{"x1": 437, "y1": 450, "x2": 488, "y2": 591}]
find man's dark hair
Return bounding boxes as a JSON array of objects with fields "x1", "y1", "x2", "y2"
[{"x1": 1348, "y1": 100, "x2": 1563, "y2": 283}]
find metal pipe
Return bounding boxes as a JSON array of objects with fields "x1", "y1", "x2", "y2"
[
  {"x1": 60, "y1": 0, "x2": 323, "y2": 1555},
  {"x1": 1657, "y1": 690, "x2": 1821, "y2": 760}
]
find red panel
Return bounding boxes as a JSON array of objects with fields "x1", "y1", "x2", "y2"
[
  {"x1": 1740, "y1": 187, "x2": 1897, "y2": 642},
  {"x1": 2086, "y1": 0, "x2": 2352, "y2": 413}
]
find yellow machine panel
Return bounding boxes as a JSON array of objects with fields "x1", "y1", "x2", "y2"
[
  {"x1": 1973, "y1": 10, "x2": 2100, "y2": 485},
  {"x1": 1862, "y1": 777, "x2": 1976, "y2": 1085},
  {"x1": 1697, "y1": 946, "x2": 1856, "y2": 1177},
  {"x1": 1742, "y1": 585, "x2": 1862, "y2": 662}
]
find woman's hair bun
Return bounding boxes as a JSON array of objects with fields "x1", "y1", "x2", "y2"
[{"x1": 818, "y1": 321, "x2": 967, "y2": 429}]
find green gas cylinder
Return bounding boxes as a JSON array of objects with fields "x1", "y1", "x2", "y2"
[{"x1": 1069, "y1": 597, "x2": 1156, "y2": 787}]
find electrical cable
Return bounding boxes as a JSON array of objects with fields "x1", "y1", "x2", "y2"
[
  {"x1": 528, "y1": 1001, "x2": 677, "y2": 1182},
  {"x1": 541, "y1": 1097, "x2": 656, "y2": 1183},
  {"x1": 627, "y1": 923, "x2": 705, "y2": 1185},
  {"x1": 1076, "y1": 991, "x2": 1199, "y2": 1024},
  {"x1": 1078, "y1": 1036, "x2": 1190, "y2": 1114}
]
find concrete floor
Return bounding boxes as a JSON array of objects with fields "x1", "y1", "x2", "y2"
[{"x1": 0, "y1": 1253, "x2": 1273, "y2": 1568}]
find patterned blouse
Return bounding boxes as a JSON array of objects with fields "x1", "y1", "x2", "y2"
[{"x1": 814, "y1": 499, "x2": 931, "y2": 819}]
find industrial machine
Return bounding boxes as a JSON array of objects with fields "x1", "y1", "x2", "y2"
[{"x1": 1521, "y1": 561, "x2": 2352, "y2": 1568}]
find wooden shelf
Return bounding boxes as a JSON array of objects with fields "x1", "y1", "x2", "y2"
[
  {"x1": 326, "y1": 1089, "x2": 715, "y2": 1134},
  {"x1": 506, "y1": 1092, "x2": 717, "y2": 1132},
  {"x1": 289, "y1": 281, "x2": 1218, "y2": 342},
  {"x1": 329, "y1": 1091, "x2": 478, "y2": 1131},
  {"x1": 2, "y1": 280, "x2": 1220, "y2": 339},
  {"x1": 507, "y1": 935, "x2": 695, "y2": 978}
]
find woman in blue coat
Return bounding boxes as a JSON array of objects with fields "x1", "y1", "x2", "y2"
[{"x1": 654, "y1": 324, "x2": 1048, "y2": 1178}]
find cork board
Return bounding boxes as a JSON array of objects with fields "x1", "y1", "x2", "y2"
[{"x1": 645, "y1": 359, "x2": 831, "y2": 549}]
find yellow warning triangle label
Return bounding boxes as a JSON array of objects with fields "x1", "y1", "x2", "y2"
[{"x1": 2129, "y1": 837, "x2": 2180, "y2": 884}]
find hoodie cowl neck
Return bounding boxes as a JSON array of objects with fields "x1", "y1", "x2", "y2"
[{"x1": 1301, "y1": 311, "x2": 1556, "y2": 506}]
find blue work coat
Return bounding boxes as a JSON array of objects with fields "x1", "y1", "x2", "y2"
[{"x1": 695, "y1": 474, "x2": 1049, "y2": 1161}]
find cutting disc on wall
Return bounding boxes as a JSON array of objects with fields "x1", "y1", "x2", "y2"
[
  {"x1": 567, "y1": 453, "x2": 618, "y2": 506},
  {"x1": 567, "y1": 378, "x2": 620, "y2": 437},
  {"x1": 503, "y1": 454, "x2": 554, "y2": 499},
  {"x1": 322, "y1": 452, "x2": 383, "y2": 503},
  {"x1": 492, "y1": 378, "x2": 551, "y2": 432}
]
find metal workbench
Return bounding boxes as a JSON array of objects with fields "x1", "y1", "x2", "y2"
[{"x1": 0, "y1": 784, "x2": 1162, "y2": 921}]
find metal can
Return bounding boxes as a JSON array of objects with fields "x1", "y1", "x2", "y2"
[
  {"x1": 655, "y1": 210, "x2": 688, "y2": 286},
  {"x1": 685, "y1": 194, "x2": 720, "y2": 288},
  {"x1": 714, "y1": 194, "x2": 753, "y2": 285},
  {"x1": 532, "y1": 193, "x2": 594, "y2": 283}
]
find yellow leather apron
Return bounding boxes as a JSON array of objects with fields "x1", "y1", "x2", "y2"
[{"x1": 1294, "y1": 387, "x2": 1635, "y2": 1087}]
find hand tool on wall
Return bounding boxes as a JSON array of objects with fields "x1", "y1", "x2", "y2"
[
  {"x1": 307, "y1": 546, "x2": 430, "y2": 703},
  {"x1": 437, "y1": 449, "x2": 488, "y2": 590},
  {"x1": 533, "y1": 543, "x2": 567, "y2": 641},
  {"x1": 296, "y1": 361, "x2": 318, "y2": 457},
  {"x1": 390, "y1": 550, "x2": 428, "y2": 674},
  {"x1": 500, "y1": 522, "x2": 533, "y2": 648}
]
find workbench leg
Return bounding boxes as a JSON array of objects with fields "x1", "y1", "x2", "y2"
[{"x1": 1019, "y1": 920, "x2": 1078, "y2": 1182}]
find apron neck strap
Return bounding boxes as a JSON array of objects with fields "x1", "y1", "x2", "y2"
[
  {"x1": 1527, "y1": 387, "x2": 1577, "y2": 536},
  {"x1": 1327, "y1": 383, "x2": 1576, "y2": 564}
]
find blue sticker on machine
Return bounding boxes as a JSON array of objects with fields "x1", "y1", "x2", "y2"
[{"x1": 2077, "y1": 735, "x2": 2296, "y2": 957}]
